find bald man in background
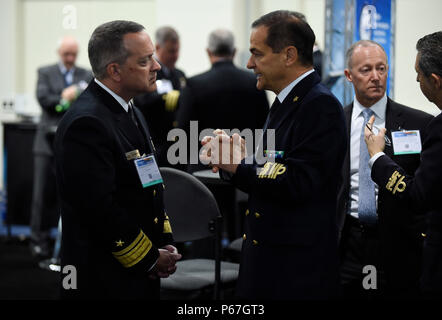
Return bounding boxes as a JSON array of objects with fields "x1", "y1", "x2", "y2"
[{"x1": 30, "y1": 36, "x2": 93, "y2": 259}]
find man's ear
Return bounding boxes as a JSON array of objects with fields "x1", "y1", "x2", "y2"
[
  {"x1": 106, "y1": 63, "x2": 121, "y2": 81},
  {"x1": 285, "y1": 46, "x2": 298, "y2": 66},
  {"x1": 344, "y1": 68, "x2": 352, "y2": 82},
  {"x1": 430, "y1": 73, "x2": 441, "y2": 89}
]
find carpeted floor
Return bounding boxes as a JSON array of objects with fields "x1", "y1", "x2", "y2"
[{"x1": 0, "y1": 238, "x2": 60, "y2": 300}]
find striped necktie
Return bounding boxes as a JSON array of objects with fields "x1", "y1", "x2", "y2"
[{"x1": 358, "y1": 108, "x2": 377, "y2": 225}]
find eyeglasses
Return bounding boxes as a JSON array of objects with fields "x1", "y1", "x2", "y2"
[{"x1": 365, "y1": 123, "x2": 392, "y2": 146}]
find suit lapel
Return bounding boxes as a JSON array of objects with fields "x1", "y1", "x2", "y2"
[
  {"x1": 343, "y1": 104, "x2": 353, "y2": 188},
  {"x1": 385, "y1": 98, "x2": 404, "y2": 157},
  {"x1": 73, "y1": 68, "x2": 82, "y2": 84},
  {"x1": 269, "y1": 71, "x2": 321, "y2": 132},
  {"x1": 133, "y1": 106, "x2": 155, "y2": 155},
  {"x1": 89, "y1": 81, "x2": 148, "y2": 153},
  {"x1": 116, "y1": 112, "x2": 148, "y2": 153},
  {"x1": 52, "y1": 65, "x2": 65, "y2": 92}
]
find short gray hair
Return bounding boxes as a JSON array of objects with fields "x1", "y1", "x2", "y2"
[
  {"x1": 207, "y1": 29, "x2": 235, "y2": 57},
  {"x1": 88, "y1": 20, "x2": 145, "y2": 79},
  {"x1": 346, "y1": 40, "x2": 387, "y2": 69},
  {"x1": 155, "y1": 26, "x2": 179, "y2": 46}
]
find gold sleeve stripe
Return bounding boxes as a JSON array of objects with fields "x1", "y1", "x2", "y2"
[
  {"x1": 386, "y1": 170, "x2": 407, "y2": 194},
  {"x1": 112, "y1": 230, "x2": 143, "y2": 256},
  {"x1": 112, "y1": 230, "x2": 152, "y2": 268},
  {"x1": 258, "y1": 162, "x2": 287, "y2": 179}
]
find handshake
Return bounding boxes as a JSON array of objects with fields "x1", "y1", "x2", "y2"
[{"x1": 200, "y1": 129, "x2": 248, "y2": 174}]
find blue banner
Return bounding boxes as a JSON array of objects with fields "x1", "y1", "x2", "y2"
[{"x1": 355, "y1": 0, "x2": 394, "y2": 95}]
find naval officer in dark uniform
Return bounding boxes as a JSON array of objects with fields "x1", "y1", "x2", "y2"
[
  {"x1": 55, "y1": 20, "x2": 181, "y2": 299},
  {"x1": 201, "y1": 10, "x2": 347, "y2": 300},
  {"x1": 364, "y1": 31, "x2": 442, "y2": 297}
]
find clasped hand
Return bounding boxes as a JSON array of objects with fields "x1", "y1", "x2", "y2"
[
  {"x1": 200, "y1": 129, "x2": 247, "y2": 174},
  {"x1": 149, "y1": 245, "x2": 181, "y2": 279}
]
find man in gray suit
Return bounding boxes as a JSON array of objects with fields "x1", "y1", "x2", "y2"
[{"x1": 30, "y1": 36, "x2": 93, "y2": 258}]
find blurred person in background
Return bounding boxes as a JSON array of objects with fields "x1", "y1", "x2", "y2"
[{"x1": 30, "y1": 35, "x2": 92, "y2": 259}]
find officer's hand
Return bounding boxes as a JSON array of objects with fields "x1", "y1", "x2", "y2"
[
  {"x1": 364, "y1": 115, "x2": 386, "y2": 157},
  {"x1": 152, "y1": 248, "x2": 182, "y2": 278},
  {"x1": 200, "y1": 130, "x2": 246, "y2": 174}
]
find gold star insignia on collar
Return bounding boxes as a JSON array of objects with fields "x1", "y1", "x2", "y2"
[
  {"x1": 293, "y1": 96, "x2": 299, "y2": 102},
  {"x1": 115, "y1": 240, "x2": 124, "y2": 247}
]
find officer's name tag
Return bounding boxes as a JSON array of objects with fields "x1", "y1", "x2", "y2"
[
  {"x1": 125, "y1": 149, "x2": 140, "y2": 161},
  {"x1": 391, "y1": 130, "x2": 422, "y2": 155},
  {"x1": 134, "y1": 155, "x2": 163, "y2": 188}
]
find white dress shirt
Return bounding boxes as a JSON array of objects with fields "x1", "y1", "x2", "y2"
[{"x1": 348, "y1": 94, "x2": 387, "y2": 218}]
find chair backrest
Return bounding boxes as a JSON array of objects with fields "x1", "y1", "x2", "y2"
[{"x1": 160, "y1": 167, "x2": 221, "y2": 242}]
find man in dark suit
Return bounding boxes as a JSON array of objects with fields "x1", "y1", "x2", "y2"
[
  {"x1": 365, "y1": 31, "x2": 442, "y2": 297},
  {"x1": 30, "y1": 36, "x2": 93, "y2": 258},
  {"x1": 133, "y1": 26, "x2": 186, "y2": 167},
  {"x1": 337, "y1": 40, "x2": 434, "y2": 299},
  {"x1": 201, "y1": 10, "x2": 347, "y2": 300},
  {"x1": 55, "y1": 20, "x2": 181, "y2": 299},
  {"x1": 176, "y1": 28, "x2": 269, "y2": 172}
]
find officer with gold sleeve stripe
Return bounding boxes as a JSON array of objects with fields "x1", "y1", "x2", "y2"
[
  {"x1": 201, "y1": 11, "x2": 347, "y2": 300},
  {"x1": 55, "y1": 21, "x2": 181, "y2": 299},
  {"x1": 365, "y1": 31, "x2": 442, "y2": 296}
]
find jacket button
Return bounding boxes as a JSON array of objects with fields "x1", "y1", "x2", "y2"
[
  {"x1": 153, "y1": 190, "x2": 157, "y2": 196},
  {"x1": 255, "y1": 212, "x2": 260, "y2": 218},
  {"x1": 245, "y1": 209, "x2": 249, "y2": 216},
  {"x1": 243, "y1": 234, "x2": 247, "y2": 240},
  {"x1": 154, "y1": 217, "x2": 158, "y2": 224},
  {"x1": 252, "y1": 240, "x2": 258, "y2": 246},
  {"x1": 421, "y1": 233, "x2": 427, "y2": 238}
]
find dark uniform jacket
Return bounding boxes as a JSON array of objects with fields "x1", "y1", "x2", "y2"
[
  {"x1": 55, "y1": 80, "x2": 174, "y2": 299},
  {"x1": 133, "y1": 64, "x2": 186, "y2": 167},
  {"x1": 227, "y1": 71, "x2": 347, "y2": 299},
  {"x1": 35, "y1": 63, "x2": 93, "y2": 155},
  {"x1": 177, "y1": 60, "x2": 269, "y2": 172},
  {"x1": 371, "y1": 113, "x2": 442, "y2": 294},
  {"x1": 337, "y1": 99, "x2": 433, "y2": 294}
]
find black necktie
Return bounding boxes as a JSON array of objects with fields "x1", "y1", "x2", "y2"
[
  {"x1": 256, "y1": 97, "x2": 280, "y2": 155},
  {"x1": 128, "y1": 100, "x2": 139, "y2": 128},
  {"x1": 262, "y1": 97, "x2": 281, "y2": 133}
]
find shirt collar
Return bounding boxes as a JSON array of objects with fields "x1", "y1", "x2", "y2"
[
  {"x1": 94, "y1": 78, "x2": 129, "y2": 112},
  {"x1": 352, "y1": 94, "x2": 387, "y2": 121},
  {"x1": 58, "y1": 62, "x2": 75, "y2": 75},
  {"x1": 277, "y1": 69, "x2": 315, "y2": 103}
]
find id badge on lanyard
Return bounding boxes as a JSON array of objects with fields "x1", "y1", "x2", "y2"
[{"x1": 133, "y1": 154, "x2": 163, "y2": 188}]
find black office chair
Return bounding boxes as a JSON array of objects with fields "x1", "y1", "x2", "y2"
[{"x1": 159, "y1": 167, "x2": 239, "y2": 300}]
